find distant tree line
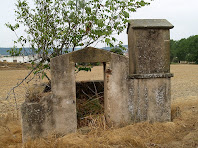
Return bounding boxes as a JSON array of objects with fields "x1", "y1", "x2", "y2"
[{"x1": 170, "y1": 35, "x2": 198, "y2": 63}]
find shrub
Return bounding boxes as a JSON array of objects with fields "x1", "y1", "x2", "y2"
[{"x1": 110, "y1": 47, "x2": 123, "y2": 55}]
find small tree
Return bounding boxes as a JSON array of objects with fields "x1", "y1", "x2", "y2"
[
  {"x1": 171, "y1": 35, "x2": 198, "y2": 63},
  {"x1": 5, "y1": 0, "x2": 152, "y2": 99}
]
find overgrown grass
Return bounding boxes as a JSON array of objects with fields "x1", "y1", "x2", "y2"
[
  {"x1": 77, "y1": 95, "x2": 104, "y2": 128},
  {"x1": 0, "y1": 112, "x2": 22, "y2": 148},
  {"x1": 1, "y1": 97, "x2": 198, "y2": 147}
]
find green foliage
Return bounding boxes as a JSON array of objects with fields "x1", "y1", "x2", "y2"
[
  {"x1": 75, "y1": 62, "x2": 100, "y2": 73},
  {"x1": 170, "y1": 35, "x2": 198, "y2": 63},
  {"x1": 7, "y1": 46, "x2": 22, "y2": 56},
  {"x1": 77, "y1": 62, "x2": 100, "y2": 66},
  {"x1": 77, "y1": 67, "x2": 92, "y2": 72},
  {"x1": 6, "y1": 0, "x2": 151, "y2": 76},
  {"x1": 110, "y1": 47, "x2": 123, "y2": 55}
]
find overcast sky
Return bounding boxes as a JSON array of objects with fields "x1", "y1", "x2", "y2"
[{"x1": 0, "y1": 0, "x2": 198, "y2": 48}]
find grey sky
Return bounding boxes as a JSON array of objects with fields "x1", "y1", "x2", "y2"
[{"x1": 0, "y1": 0, "x2": 198, "y2": 47}]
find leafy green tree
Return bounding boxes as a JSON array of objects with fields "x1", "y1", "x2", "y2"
[
  {"x1": 170, "y1": 35, "x2": 198, "y2": 63},
  {"x1": 170, "y1": 39, "x2": 176, "y2": 62},
  {"x1": 185, "y1": 53, "x2": 196, "y2": 62},
  {"x1": 5, "y1": 0, "x2": 152, "y2": 99},
  {"x1": 187, "y1": 35, "x2": 198, "y2": 63},
  {"x1": 6, "y1": 0, "x2": 151, "y2": 77}
]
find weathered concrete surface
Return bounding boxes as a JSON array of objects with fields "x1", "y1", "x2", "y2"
[
  {"x1": 128, "y1": 19, "x2": 174, "y2": 29},
  {"x1": 127, "y1": 19, "x2": 174, "y2": 122},
  {"x1": 50, "y1": 54, "x2": 77, "y2": 134},
  {"x1": 22, "y1": 52, "x2": 77, "y2": 142},
  {"x1": 128, "y1": 73, "x2": 173, "y2": 79},
  {"x1": 51, "y1": 54, "x2": 76, "y2": 98},
  {"x1": 21, "y1": 47, "x2": 129, "y2": 142},
  {"x1": 69, "y1": 47, "x2": 111, "y2": 63},
  {"x1": 128, "y1": 78, "x2": 171, "y2": 122},
  {"x1": 21, "y1": 102, "x2": 46, "y2": 142},
  {"x1": 21, "y1": 94, "x2": 77, "y2": 142},
  {"x1": 128, "y1": 28, "x2": 171, "y2": 74},
  {"x1": 21, "y1": 19, "x2": 174, "y2": 140},
  {"x1": 104, "y1": 54, "x2": 131, "y2": 126}
]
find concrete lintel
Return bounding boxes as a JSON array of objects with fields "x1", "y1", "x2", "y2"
[
  {"x1": 127, "y1": 19, "x2": 174, "y2": 33},
  {"x1": 128, "y1": 73, "x2": 174, "y2": 79},
  {"x1": 69, "y1": 47, "x2": 111, "y2": 63}
]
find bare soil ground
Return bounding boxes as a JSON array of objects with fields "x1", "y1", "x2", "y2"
[
  {"x1": 0, "y1": 64, "x2": 198, "y2": 147},
  {"x1": 171, "y1": 64, "x2": 198, "y2": 99},
  {"x1": 0, "y1": 66, "x2": 104, "y2": 112}
]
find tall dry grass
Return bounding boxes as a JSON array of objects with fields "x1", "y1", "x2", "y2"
[
  {"x1": 0, "y1": 112, "x2": 22, "y2": 148},
  {"x1": 1, "y1": 97, "x2": 198, "y2": 148}
]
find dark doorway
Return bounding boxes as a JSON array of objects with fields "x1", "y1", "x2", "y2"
[{"x1": 75, "y1": 63, "x2": 105, "y2": 128}]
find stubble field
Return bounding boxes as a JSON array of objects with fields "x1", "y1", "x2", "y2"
[{"x1": 0, "y1": 64, "x2": 198, "y2": 147}]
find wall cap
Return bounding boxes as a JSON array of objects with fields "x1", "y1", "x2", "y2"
[{"x1": 127, "y1": 19, "x2": 174, "y2": 33}]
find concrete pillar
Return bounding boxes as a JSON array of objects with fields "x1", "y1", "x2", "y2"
[
  {"x1": 104, "y1": 54, "x2": 130, "y2": 126},
  {"x1": 127, "y1": 19, "x2": 174, "y2": 122},
  {"x1": 49, "y1": 54, "x2": 77, "y2": 134}
]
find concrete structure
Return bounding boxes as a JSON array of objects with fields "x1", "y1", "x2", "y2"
[
  {"x1": 21, "y1": 47, "x2": 130, "y2": 142},
  {"x1": 21, "y1": 19, "x2": 174, "y2": 142},
  {"x1": 127, "y1": 19, "x2": 174, "y2": 122}
]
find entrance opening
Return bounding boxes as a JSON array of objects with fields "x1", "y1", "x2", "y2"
[{"x1": 75, "y1": 62, "x2": 105, "y2": 128}]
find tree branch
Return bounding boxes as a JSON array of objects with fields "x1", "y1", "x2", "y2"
[{"x1": 6, "y1": 60, "x2": 44, "y2": 100}]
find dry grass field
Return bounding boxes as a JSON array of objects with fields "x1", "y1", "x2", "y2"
[{"x1": 0, "y1": 64, "x2": 198, "y2": 147}]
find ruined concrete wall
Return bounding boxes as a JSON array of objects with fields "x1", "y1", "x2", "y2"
[
  {"x1": 21, "y1": 20, "x2": 174, "y2": 141},
  {"x1": 21, "y1": 101, "x2": 47, "y2": 142},
  {"x1": 104, "y1": 54, "x2": 131, "y2": 126},
  {"x1": 21, "y1": 54, "x2": 77, "y2": 142},
  {"x1": 21, "y1": 94, "x2": 77, "y2": 142}
]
